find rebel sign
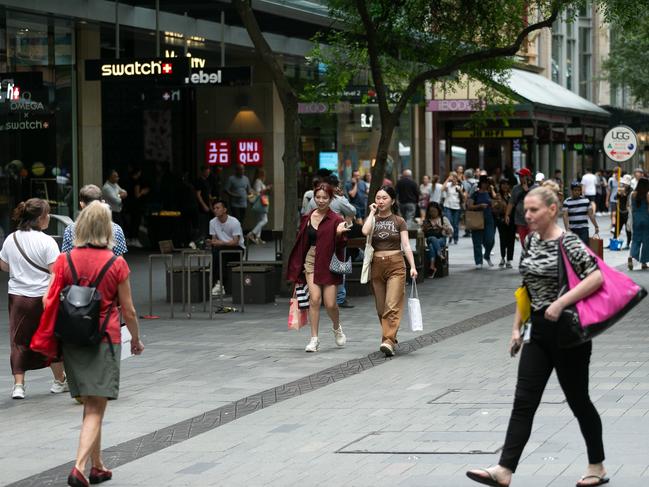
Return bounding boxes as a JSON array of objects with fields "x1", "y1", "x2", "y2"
[{"x1": 603, "y1": 125, "x2": 638, "y2": 163}]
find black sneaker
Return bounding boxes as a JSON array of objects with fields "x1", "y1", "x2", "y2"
[{"x1": 339, "y1": 300, "x2": 355, "y2": 309}]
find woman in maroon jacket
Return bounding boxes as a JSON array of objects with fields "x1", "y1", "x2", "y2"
[{"x1": 287, "y1": 183, "x2": 350, "y2": 352}]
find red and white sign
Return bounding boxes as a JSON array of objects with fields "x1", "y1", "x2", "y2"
[
  {"x1": 603, "y1": 125, "x2": 638, "y2": 163},
  {"x1": 205, "y1": 139, "x2": 231, "y2": 166},
  {"x1": 237, "y1": 139, "x2": 263, "y2": 166},
  {"x1": 426, "y1": 99, "x2": 484, "y2": 112}
]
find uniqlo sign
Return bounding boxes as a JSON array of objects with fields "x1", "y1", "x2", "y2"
[
  {"x1": 237, "y1": 139, "x2": 263, "y2": 166},
  {"x1": 205, "y1": 139, "x2": 231, "y2": 166}
]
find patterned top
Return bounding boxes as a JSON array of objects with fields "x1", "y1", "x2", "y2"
[
  {"x1": 519, "y1": 231, "x2": 597, "y2": 310},
  {"x1": 62, "y1": 222, "x2": 128, "y2": 256},
  {"x1": 372, "y1": 214, "x2": 407, "y2": 251},
  {"x1": 563, "y1": 196, "x2": 590, "y2": 230}
]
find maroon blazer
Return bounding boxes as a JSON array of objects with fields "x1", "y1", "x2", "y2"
[{"x1": 287, "y1": 209, "x2": 346, "y2": 286}]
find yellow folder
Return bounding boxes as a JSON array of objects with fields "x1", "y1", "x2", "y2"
[{"x1": 514, "y1": 286, "x2": 531, "y2": 325}]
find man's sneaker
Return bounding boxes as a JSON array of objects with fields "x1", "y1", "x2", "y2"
[
  {"x1": 12, "y1": 384, "x2": 25, "y2": 399},
  {"x1": 484, "y1": 257, "x2": 494, "y2": 267},
  {"x1": 339, "y1": 300, "x2": 354, "y2": 309},
  {"x1": 506, "y1": 261, "x2": 513, "y2": 269},
  {"x1": 498, "y1": 258, "x2": 506, "y2": 268},
  {"x1": 50, "y1": 377, "x2": 69, "y2": 394},
  {"x1": 475, "y1": 264, "x2": 483, "y2": 270},
  {"x1": 305, "y1": 337, "x2": 319, "y2": 352},
  {"x1": 380, "y1": 342, "x2": 395, "y2": 357},
  {"x1": 333, "y1": 325, "x2": 346, "y2": 347}
]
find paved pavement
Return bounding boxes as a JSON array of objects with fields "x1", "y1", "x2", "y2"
[{"x1": 1, "y1": 215, "x2": 648, "y2": 486}]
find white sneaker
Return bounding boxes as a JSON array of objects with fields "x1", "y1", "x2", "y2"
[
  {"x1": 379, "y1": 342, "x2": 395, "y2": 357},
  {"x1": 12, "y1": 384, "x2": 25, "y2": 399},
  {"x1": 485, "y1": 257, "x2": 494, "y2": 267},
  {"x1": 333, "y1": 324, "x2": 346, "y2": 347},
  {"x1": 506, "y1": 261, "x2": 513, "y2": 269},
  {"x1": 305, "y1": 337, "x2": 320, "y2": 352},
  {"x1": 50, "y1": 378, "x2": 69, "y2": 394},
  {"x1": 475, "y1": 264, "x2": 483, "y2": 270}
]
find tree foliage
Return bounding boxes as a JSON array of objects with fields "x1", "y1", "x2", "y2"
[
  {"x1": 604, "y1": 14, "x2": 649, "y2": 106},
  {"x1": 310, "y1": 0, "x2": 642, "y2": 199}
]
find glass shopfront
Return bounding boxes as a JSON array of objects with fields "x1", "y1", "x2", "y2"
[{"x1": 0, "y1": 7, "x2": 75, "y2": 239}]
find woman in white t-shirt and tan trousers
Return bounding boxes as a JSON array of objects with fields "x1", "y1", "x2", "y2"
[
  {"x1": 0, "y1": 199, "x2": 66, "y2": 399},
  {"x1": 362, "y1": 186, "x2": 418, "y2": 356}
]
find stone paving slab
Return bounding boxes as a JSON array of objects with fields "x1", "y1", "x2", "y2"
[{"x1": 0, "y1": 215, "x2": 641, "y2": 486}]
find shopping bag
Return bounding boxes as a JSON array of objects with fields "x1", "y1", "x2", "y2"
[
  {"x1": 589, "y1": 234, "x2": 604, "y2": 259},
  {"x1": 514, "y1": 286, "x2": 531, "y2": 324},
  {"x1": 360, "y1": 215, "x2": 375, "y2": 284},
  {"x1": 288, "y1": 287, "x2": 309, "y2": 330},
  {"x1": 120, "y1": 326, "x2": 133, "y2": 360},
  {"x1": 464, "y1": 210, "x2": 485, "y2": 230},
  {"x1": 295, "y1": 283, "x2": 310, "y2": 309},
  {"x1": 407, "y1": 281, "x2": 423, "y2": 332},
  {"x1": 557, "y1": 236, "x2": 647, "y2": 347}
]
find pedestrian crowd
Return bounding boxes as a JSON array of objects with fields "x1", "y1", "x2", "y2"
[{"x1": 2, "y1": 162, "x2": 648, "y2": 487}]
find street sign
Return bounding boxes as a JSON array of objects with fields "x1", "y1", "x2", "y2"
[{"x1": 603, "y1": 125, "x2": 638, "y2": 163}]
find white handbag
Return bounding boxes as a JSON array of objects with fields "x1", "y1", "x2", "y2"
[
  {"x1": 360, "y1": 215, "x2": 375, "y2": 284},
  {"x1": 408, "y1": 281, "x2": 423, "y2": 332}
]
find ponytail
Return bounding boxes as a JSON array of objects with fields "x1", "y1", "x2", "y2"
[{"x1": 12, "y1": 198, "x2": 50, "y2": 231}]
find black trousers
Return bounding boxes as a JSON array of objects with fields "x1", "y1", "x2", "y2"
[
  {"x1": 496, "y1": 220, "x2": 515, "y2": 261},
  {"x1": 211, "y1": 247, "x2": 243, "y2": 292},
  {"x1": 499, "y1": 311, "x2": 604, "y2": 472}
]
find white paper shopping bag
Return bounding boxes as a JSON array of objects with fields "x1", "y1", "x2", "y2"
[
  {"x1": 120, "y1": 326, "x2": 133, "y2": 360},
  {"x1": 408, "y1": 281, "x2": 423, "y2": 332}
]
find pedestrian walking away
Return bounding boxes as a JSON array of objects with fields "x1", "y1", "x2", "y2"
[
  {"x1": 616, "y1": 175, "x2": 632, "y2": 247},
  {"x1": 248, "y1": 168, "x2": 272, "y2": 244},
  {"x1": 506, "y1": 168, "x2": 533, "y2": 249},
  {"x1": 396, "y1": 169, "x2": 420, "y2": 227},
  {"x1": 362, "y1": 186, "x2": 418, "y2": 357},
  {"x1": 562, "y1": 180, "x2": 599, "y2": 245},
  {"x1": 493, "y1": 178, "x2": 516, "y2": 268},
  {"x1": 467, "y1": 176, "x2": 496, "y2": 268},
  {"x1": 62, "y1": 184, "x2": 128, "y2": 256},
  {"x1": 225, "y1": 164, "x2": 252, "y2": 225},
  {"x1": 467, "y1": 181, "x2": 608, "y2": 487},
  {"x1": 628, "y1": 177, "x2": 649, "y2": 270},
  {"x1": 287, "y1": 183, "x2": 350, "y2": 352},
  {"x1": 0, "y1": 198, "x2": 66, "y2": 399},
  {"x1": 421, "y1": 202, "x2": 452, "y2": 277},
  {"x1": 32, "y1": 201, "x2": 144, "y2": 487}
]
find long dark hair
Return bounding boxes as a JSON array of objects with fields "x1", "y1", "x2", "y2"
[
  {"x1": 634, "y1": 177, "x2": 649, "y2": 208},
  {"x1": 12, "y1": 198, "x2": 50, "y2": 231},
  {"x1": 426, "y1": 201, "x2": 443, "y2": 219},
  {"x1": 377, "y1": 185, "x2": 399, "y2": 214}
]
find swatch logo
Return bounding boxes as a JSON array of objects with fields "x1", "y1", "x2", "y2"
[
  {"x1": 101, "y1": 60, "x2": 173, "y2": 77},
  {"x1": 0, "y1": 120, "x2": 49, "y2": 131}
]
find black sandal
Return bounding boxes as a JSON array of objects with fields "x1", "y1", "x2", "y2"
[
  {"x1": 576, "y1": 475, "x2": 610, "y2": 487},
  {"x1": 466, "y1": 469, "x2": 509, "y2": 487}
]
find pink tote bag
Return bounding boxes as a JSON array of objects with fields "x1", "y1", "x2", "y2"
[{"x1": 560, "y1": 243, "x2": 646, "y2": 334}]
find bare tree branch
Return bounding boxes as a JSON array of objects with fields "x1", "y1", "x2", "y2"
[
  {"x1": 231, "y1": 0, "x2": 298, "y2": 109},
  {"x1": 355, "y1": 0, "x2": 390, "y2": 118}
]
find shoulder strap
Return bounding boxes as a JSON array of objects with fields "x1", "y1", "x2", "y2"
[
  {"x1": 13, "y1": 233, "x2": 50, "y2": 274},
  {"x1": 92, "y1": 255, "x2": 118, "y2": 288},
  {"x1": 65, "y1": 251, "x2": 79, "y2": 284}
]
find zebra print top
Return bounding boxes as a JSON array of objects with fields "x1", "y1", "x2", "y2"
[{"x1": 520, "y1": 231, "x2": 597, "y2": 311}]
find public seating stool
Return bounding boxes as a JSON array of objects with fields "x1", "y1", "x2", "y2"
[{"x1": 230, "y1": 265, "x2": 275, "y2": 304}]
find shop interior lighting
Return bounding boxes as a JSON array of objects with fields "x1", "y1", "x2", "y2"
[{"x1": 164, "y1": 31, "x2": 184, "y2": 39}]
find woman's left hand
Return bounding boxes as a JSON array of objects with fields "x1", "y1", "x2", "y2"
[
  {"x1": 410, "y1": 268, "x2": 418, "y2": 279},
  {"x1": 336, "y1": 222, "x2": 351, "y2": 235},
  {"x1": 544, "y1": 299, "x2": 565, "y2": 321}
]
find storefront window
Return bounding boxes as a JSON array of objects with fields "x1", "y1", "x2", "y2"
[{"x1": 0, "y1": 9, "x2": 75, "y2": 240}]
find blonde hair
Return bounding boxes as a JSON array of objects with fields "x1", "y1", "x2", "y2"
[
  {"x1": 73, "y1": 201, "x2": 114, "y2": 249},
  {"x1": 527, "y1": 180, "x2": 561, "y2": 209}
]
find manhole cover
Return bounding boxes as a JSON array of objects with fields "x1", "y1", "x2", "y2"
[{"x1": 336, "y1": 431, "x2": 503, "y2": 455}]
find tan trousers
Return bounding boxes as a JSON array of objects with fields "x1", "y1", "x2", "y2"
[{"x1": 370, "y1": 254, "x2": 406, "y2": 346}]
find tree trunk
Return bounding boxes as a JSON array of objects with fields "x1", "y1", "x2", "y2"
[
  {"x1": 281, "y1": 103, "x2": 301, "y2": 287},
  {"x1": 369, "y1": 116, "x2": 396, "y2": 203}
]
